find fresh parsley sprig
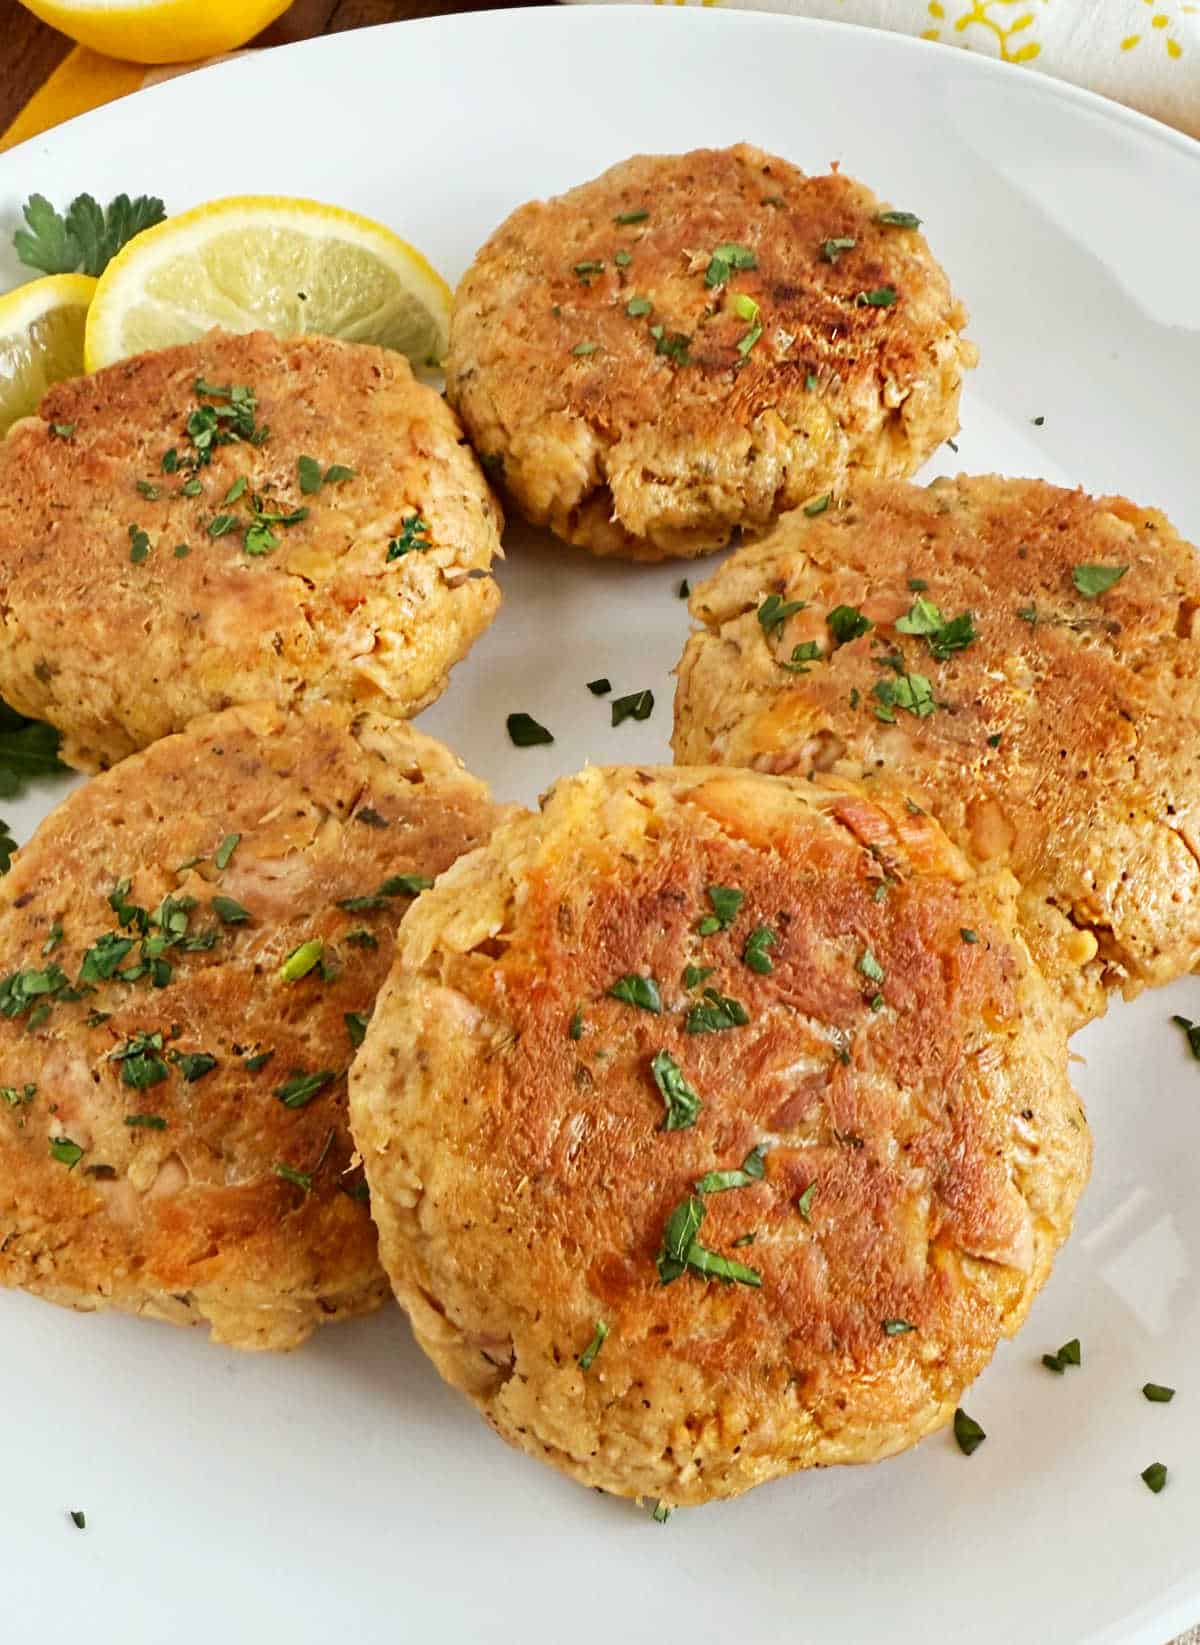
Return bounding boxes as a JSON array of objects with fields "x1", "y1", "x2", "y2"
[{"x1": 14, "y1": 192, "x2": 166, "y2": 277}]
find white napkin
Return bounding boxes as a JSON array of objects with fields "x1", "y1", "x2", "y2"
[{"x1": 576, "y1": 0, "x2": 1200, "y2": 137}]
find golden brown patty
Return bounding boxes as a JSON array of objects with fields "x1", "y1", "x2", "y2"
[
  {"x1": 447, "y1": 144, "x2": 975, "y2": 561},
  {"x1": 674, "y1": 475, "x2": 1200, "y2": 1022},
  {"x1": 0, "y1": 330, "x2": 502, "y2": 771},
  {"x1": 350, "y1": 765, "x2": 1088, "y2": 1506},
  {"x1": 0, "y1": 701, "x2": 498, "y2": 1350}
]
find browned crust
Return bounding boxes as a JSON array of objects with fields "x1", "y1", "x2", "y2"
[
  {"x1": 0, "y1": 330, "x2": 502, "y2": 770},
  {"x1": 447, "y1": 144, "x2": 975, "y2": 560},
  {"x1": 351, "y1": 766, "x2": 1088, "y2": 1504},
  {"x1": 674, "y1": 474, "x2": 1200, "y2": 1018},
  {"x1": 0, "y1": 701, "x2": 499, "y2": 1350}
]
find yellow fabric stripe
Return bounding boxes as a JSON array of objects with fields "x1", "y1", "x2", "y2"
[{"x1": 1, "y1": 47, "x2": 147, "y2": 154}]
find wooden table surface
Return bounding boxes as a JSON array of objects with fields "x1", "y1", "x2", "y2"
[{"x1": 1, "y1": 0, "x2": 545, "y2": 136}]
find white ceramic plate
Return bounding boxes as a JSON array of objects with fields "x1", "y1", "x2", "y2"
[{"x1": 1, "y1": 10, "x2": 1198, "y2": 1642}]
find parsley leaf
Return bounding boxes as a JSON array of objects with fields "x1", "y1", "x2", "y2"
[
  {"x1": 578, "y1": 1320, "x2": 610, "y2": 1370},
  {"x1": 344, "y1": 1011, "x2": 369, "y2": 1049},
  {"x1": 743, "y1": 925, "x2": 777, "y2": 974},
  {"x1": 648, "y1": 325, "x2": 691, "y2": 365},
  {"x1": 877, "y1": 210, "x2": 922, "y2": 230},
  {"x1": 275, "y1": 1069, "x2": 336, "y2": 1109},
  {"x1": 587, "y1": 678, "x2": 612, "y2": 696},
  {"x1": 895, "y1": 595, "x2": 978, "y2": 659},
  {"x1": 1141, "y1": 1462, "x2": 1168, "y2": 1494},
  {"x1": 0, "y1": 702, "x2": 67, "y2": 799},
  {"x1": 695, "y1": 1143, "x2": 768, "y2": 1194},
  {"x1": 656, "y1": 1193, "x2": 762, "y2": 1288},
  {"x1": 607, "y1": 974, "x2": 662, "y2": 1013},
  {"x1": 507, "y1": 712, "x2": 554, "y2": 747},
  {"x1": 697, "y1": 884, "x2": 744, "y2": 934},
  {"x1": 953, "y1": 1407, "x2": 986, "y2": 1456},
  {"x1": 1172, "y1": 1014, "x2": 1200, "y2": 1060},
  {"x1": 0, "y1": 818, "x2": 15, "y2": 875},
  {"x1": 827, "y1": 605, "x2": 873, "y2": 647},
  {"x1": 173, "y1": 1052, "x2": 217, "y2": 1083},
  {"x1": 14, "y1": 192, "x2": 165, "y2": 277},
  {"x1": 1143, "y1": 1383, "x2": 1175, "y2": 1403},
  {"x1": 685, "y1": 987, "x2": 749, "y2": 1034},
  {"x1": 758, "y1": 594, "x2": 806, "y2": 635},
  {"x1": 858, "y1": 948, "x2": 885, "y2": 985},
  {"x1": 386, "y1": 514, "x2": 431, "y2": 560},
  {"x1": 855, "y1": 286, "x2": 898, "y2": 308},
  {"x1": 820, "y1": 236, "x2": 857, "y2": 263},
  {"x1": 796, "y1": 1182, "x2": 817, "y2": 1220},
  {"x1": 650, "y1": 1050, "x2": 702, "y2": 1131},
  {"x1": 611, "y1": 690, "x2": 654, "y2": 727},
  {"x1": 704, "y1": 242, "x2": 757, "y2": 288},
  {"x1": 873, "y1": 672, "x2": 936, "y2": 721},
  {"x1": 211, "y1": 895, "x2": 251, "y2": 925},
  {"x1": 49, "y1": 1136, "x2": 84, "y2": 1168},
  {"x1": 1073, "y1": 563, "x2": 1127, "y2": 599}
]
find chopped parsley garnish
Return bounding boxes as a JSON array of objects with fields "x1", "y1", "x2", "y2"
[
  {"x1": 1143, "y1": 1383, "x2": 1176, "y2": 1403},
  {"x1": 804, "y1": 493, "x2": 831, "y2": 518},
  {"x1": 386, "y1": 513, "x2": 432, "y2": 560},
  {"x1": 656, "y1": 1193, "x2": 762, "y2": 1288},
  {"x1": 569, "y1": 1005, "x2": 584, "y2": 1041},
  {"x1": 650, "y1": 1502, "x2": 672, "y2": 1523},
  {"x1": 736, "y1": 321, "x2": 762, "y2": 357},
  {"x1": 883, "y1": 1319, "x2": 915, "y2": 1335},
  {"x1": 207, "y1": 514, "x2": 238, "y2": 538},
  {"x1": 211, "y1": 895, "x2": 250, "y2": 924},
  {"x1": 587, "y1": 678, "x2": 612, "y2": 696},
  {"x1": 953, "y1": 1407, "x2": 986, "y2": 1456},
  {"x1": 135, "y1": 479, "x2": 161, "y2": 500},
  {"x1": 69, "y1": 1510, "x2": 86, "y2": 1530},
  {"x1": 960, "y1": 929, "x2": 979, "y2": 944},
  {"x1": 110, "y1": 1031, "x2": 169, "y2": 1088},
  {"x1": 732, "y1": 1232, "x2": 756, "y2": 1247},
  {"x1": 50, "y1": 422, "x2": 75, "y2": 439},
  {"x1": 173, "y1": 1052, "x2": 217, "y2": 1083},
  {"x1": 1017, "y1": 603, "x2": 1039, "y2": 625},
  {"x1": 611, "y1": 690, "x2": 654, "y2": 726},
  {"x1": 0, "y1": 1082, "x2": 35, "y2": 1107},
  {"x1": 344, "y1": 930, "x2": 378, "y2": 950},
  {"x1": 214, "y1": 833, "x2": 240, "y2": 870},
  {"x1": 223, "y1": 476, "x2": 247, "y2": 505},
  {"x1": 697, "y1": 884, "x2": 744, "y2": 934},
  {"x1": 573, "y1": 260, "x2": 606, "y2": 283},
  {"x1": 578, "y1": 1319, "x2": 610, "y2": 1370},
  {"x1": 626, "y1": 296, "x2": 653, "y2": 318},
  {"x1": 173, "y1": 544, "x2": 190, "y2": 558},
  {"x1": 279, "y1": 939, "x2": 323, "y2": 983},
  {"x1": 685, "y1": 987, "x2": 749, "y2": 1034},
  {"x1": 677, "y1": 579, "x2": 690, "y2": 599},
  {"x1": 345, "y1": 1012, "x2": 369, "y2": 1049},
  {"x1": 275, "y1": 1162, "x2": 314, "y2": 1192},
  {"x1": 614, "y1": 209, "x2": 649, "y2": 225},
  {"x1": 571, "y1": 341, "x2": 599, "y2": 357},
  {"x1": 244, "y1": 1051, "x2": 274, "y2": 1072},
  {"x1": 1057, "y1": 1337, "x2": 1081, "y2": 1366},
  {"x1": 1043, "y1": 1353, "x2": 1065, "y2": 1374},
  {"x1": 1141, "y1": 1462, "x2": 1168, "y2": 1494},
  {"x1": 125, "y1": 1113, "x2": 167, "y2": 1129},
  {"x1": 297, "y1": 455, "x2": 354, "y2": 495},
  {"x1": 704, "y1": 242, "x2": 757, "y2": 288},
  {"x1": 855, "y1": 286, "x2": 897, "y2": 307},
  {"x1": 354, "y1": 808, "x2": 389, "y2": 830},
  {"x1": 49, "y1": 1136, "x2": 83, "y2": 1168},
  {"x1": 987, "y1": 733, "x2": 1003, "y2": 749},
  {"x1": 780, "y1": 641, "x2": 821, "y2": 673},
  {"x1": 275, "y1": 1069, "x2": 335, "y2": 1109},
  {"x1": 908, "y1": 577, "x2": 928, "y2": 591},
  {"x1": 796, "y1": 1182, "x2": 817, "y2": 1221},
  {"x1": 758, "y1": 593, "x2": 806, "y2": 635},
  {"x1": 128, "y1": 524, "x2": 151, "y2": 563},
  {"x1": 682, "y1": 964, "x2": 714, "y2": 989},
  {"x1": 743, "y1": 925, "x2": 777, "y2": 974},
  {"x1": 613, "y1": 250, "x2": 632, "y2": 268},
  {"x1": 895, "y1": 594, "x2": 978, "y2": 659},
  {"x1": 14, "y1": 191, "x2": 165, "y2": 276},
  {"x1": 649, "y1": 325, "x2": 691, "y2": 364},
  {"x1": 877, "y1": 210, "x2": 922, "y2": 229},
  {"x1": 506, "y1": 711, "x2": 554, "y2": 747},
  {"x1": 607, "y1": 974, "x2": 662, "y2": 1014},
  {"x1": 857, "y1": 948, "x2": 885, "y2": 985},
  {"x1": 1072, "y1": 563, "x2": 1127, "y2": 599},
  {"x1": 827, "y1": 605, "x2": 873, "y2": 646},
  {"x1": 820, "y1": 236, "x2": 856, "y2": 263},
  {"x1": 335, "y1": 874, "x2": 431, "y2": 913},
  {"x1": 1032, "y1": 415, "x2": 1045, "y2": 427},
  {"x1": 695, "y1": 1143, "x2": 768, "y2": 1195},
  {"x1": 650, "y1": 1050, "x2": 702, "y2": 1131},
  {"x1": 873, "y1": 672, "x2": 935, "y2": 722},
  {"x1": 0, "y1": 964, "x2": 69, "y2": 1019},
  {"x1": 805, "y1": 372, "x2": 819, "y2": 391}
]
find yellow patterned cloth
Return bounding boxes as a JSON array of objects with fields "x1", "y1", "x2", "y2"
[{"x1": 583, "y1": 0, "x2": 1200, "y2": 137}]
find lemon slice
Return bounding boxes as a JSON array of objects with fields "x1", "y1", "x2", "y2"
[
  {"x1": 84, "y1": 196, "x2": 451, "y2": 374},
  {"x1": 17, "y1": 0, "x2": 290, "y2": 65},
  {"x1": 0, "y1": 273, "x2": 96, "y2": 437}
]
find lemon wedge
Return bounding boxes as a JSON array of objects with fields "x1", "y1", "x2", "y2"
[
  {"x1": 17, "y1": 0, "x2": 290, "y2": 65},
  {"x1": 0, "y1": 273, "x2": 95, "y2": 436},
  {"x1": 84, "y1": 196, "x2": 452, "y2": 374}
]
